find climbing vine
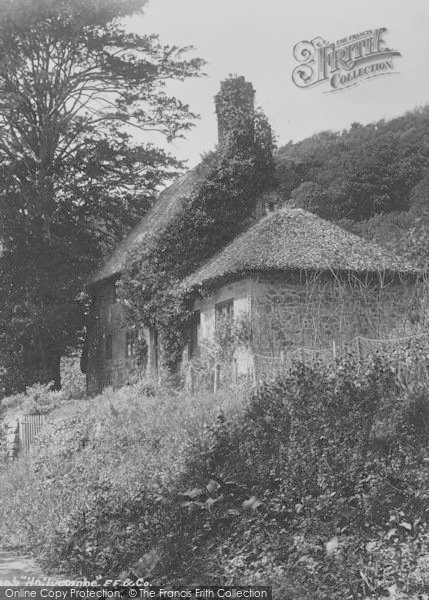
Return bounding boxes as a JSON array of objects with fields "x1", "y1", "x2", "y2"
[{"x1": 120, "y1": 77, "x2": 276, "y2": 369}]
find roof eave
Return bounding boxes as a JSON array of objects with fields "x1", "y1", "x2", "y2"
[{"x1": 185, "y1": 265, "x2": 422, "y2": 296}]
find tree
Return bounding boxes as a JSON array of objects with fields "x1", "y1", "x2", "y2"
[
  {"x1": 276, "y1": 106, "x2": 429, "y2": 221},
  {"x1": 0, "y1": 0, "x2": 204, "y2": 394},
  {"x1": 289, "y1": 181, "x2": 332, "y2": 218}
]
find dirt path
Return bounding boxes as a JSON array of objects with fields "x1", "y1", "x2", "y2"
[{"x1": 0, "y1": 550, "x2": 48, "y2": 584}]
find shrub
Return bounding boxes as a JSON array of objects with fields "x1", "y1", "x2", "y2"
[
  {"x1": 0, "y1": 380, "x2": 246, "y2": 576},
  {"x1": 0, "y1": 356, "x2": 85, "y2": 420},
  {"x1": 60, "y1": 355, "x2": 86, "y2": 400},
  {"x1": 0, "y1": 357, "x2": 85, "y2": 467},
  {"x1": 2, "y1": 353, "x2": 429, "y2": 599},
  {"x1": 157, "y1": 355, "x2": 429, "y2": 597},
  {"x1": 0, "y1": 383, "x2": 65, "y2": 418}
]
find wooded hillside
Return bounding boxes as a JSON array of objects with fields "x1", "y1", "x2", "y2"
[{"x1": 275, "y1": 106, "x2": 429, "y2": 268}]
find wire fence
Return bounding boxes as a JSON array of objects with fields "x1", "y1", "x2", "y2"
[
  {"x1": 253, "y1": 331, "x2": 429, "y2": 381},
  {"x1": 183, "y1": 331, "x2": 429, "y2": 392}
]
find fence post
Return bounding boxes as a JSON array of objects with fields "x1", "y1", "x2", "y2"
[
  {"x1": 356, "y1": 337, "x2": 362, "y2": 364},
  {"x1": 189, "y1": 365, "x2": 195, "y2": 394},
  {"x1": 214, "y1": 363, "x2": 221, "y2": 393},
  {"x1": 251, "y1": 355, "x2": 257, "y2": 386},
  {"x1": 332, "y1": 340, "x2": 337, "y2": 361}
]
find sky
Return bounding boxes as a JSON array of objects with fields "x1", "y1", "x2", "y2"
[{"x1": 126, "y1": 0, "x2": 429, "y2": 167}]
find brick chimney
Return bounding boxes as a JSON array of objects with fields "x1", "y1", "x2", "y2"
[{"x1": 215, "y1": 76, "x2": 255, "y2": 148}]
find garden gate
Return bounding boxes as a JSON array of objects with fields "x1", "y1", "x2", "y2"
[{"x1": 18, "y1": 414, "x2": 46, "y2": 455}]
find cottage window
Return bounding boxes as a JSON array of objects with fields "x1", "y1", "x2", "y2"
[
  {"x1": 188, "y1": 311, "x2": 201, "y2": 359},
  {"x1": 126, "y1": 330, "x2": 137, "y2": 358},
  {"x1": 105, "y1": 334, "x2": 113, "y2": 360},
  {"x1": 215, "y1": 299, "x2": 234, "y2": 326}
]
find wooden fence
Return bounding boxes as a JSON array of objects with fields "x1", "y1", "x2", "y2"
[{"x1": 18, "y1": 414, "x2": 47, "y2": 456}]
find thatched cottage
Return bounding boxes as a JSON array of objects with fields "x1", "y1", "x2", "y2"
[
  {"x1": 181, "y1": 208, "x2": 421, "y2": 378},
  {"x1": 83, "y1": 77, "x2": 421, "y2": 394}
]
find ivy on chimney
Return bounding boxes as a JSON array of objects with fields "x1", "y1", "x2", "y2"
[
  {"x1": 120, "y1": 76, "x2": 276, "y2": 369},
  {"x1": 215, "y1": 75, "x2": 256, "y2": 152}
]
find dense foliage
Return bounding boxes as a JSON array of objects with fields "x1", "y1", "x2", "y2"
[
  {"x1": 277, "y1": 108, "x2": 429, "y2": 221},
  {"x1": 0, "y1": 0, "x2": 204, "y2": 394},
  {"x1": 120, "y1": 77, "x2": 276, "y2": 368},
  {"x1": 338, "y1": 174, "x2": 429, "y2": 270},
  {"x1": 2, "y1": 346, "x2": 429, "y2": 598},
  {"x1": 275, "y1": 107, "x2": 429, "y2": 270}
]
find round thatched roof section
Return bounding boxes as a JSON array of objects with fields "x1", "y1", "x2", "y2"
[{"x1": 183, "y1": 208, "x2": 420, "y2": 289}]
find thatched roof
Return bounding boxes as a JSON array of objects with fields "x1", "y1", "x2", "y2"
[
  {"x1": 183, "y1": 208, "x2": 419, "y2": 289},
  {"x1": 89, "y1": 164, "x2": 207, "y2": 285}
]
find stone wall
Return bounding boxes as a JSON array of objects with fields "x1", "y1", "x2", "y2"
[
  {"x1": 185, "y1": 271, "x2": 425, "y2": 375},
  {"x1": 1, "y1": 415, "x2": 50, "y2": 461},
  {"x1": 1, "y1": 418, "x2": 20, "y2": 461},
  {"x1": 251, "y1": 271, "x2": 425, "y2": 356}
]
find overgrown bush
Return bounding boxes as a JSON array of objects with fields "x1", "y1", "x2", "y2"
[
  {"x1": 0, "y1": 383, "x2": 66, "y2": 418},
  {"x1": 1, "y1": 353, "x2": 429, "y2": 599},
  {"x1": 0, "y1": 380, "x2": 247, "y2": 577},
  {"x1": 0, "y1": 356, "x2": 86, "y2": 420},
  {"x1": 0, "y1": 356, "x2": 86, "y2": 465},
  {"x1": 59, "y1": 355, "x2": 86, "y2": 400},
  {"x1": 160, "y1": 355, "x2": 429, "y2": 598}
]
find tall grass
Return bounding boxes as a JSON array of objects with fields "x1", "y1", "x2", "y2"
[{"x1": 0, "y1": 378, "x2": 249, "y2": 572}]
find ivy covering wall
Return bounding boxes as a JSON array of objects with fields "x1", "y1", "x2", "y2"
[{"x1": 120, "y1": 76, "x2": 276, "y2": 368}]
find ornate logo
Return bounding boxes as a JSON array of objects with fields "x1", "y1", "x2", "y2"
[{"x1": 292, "y1": 28, "x2": 401, "y2": 92}]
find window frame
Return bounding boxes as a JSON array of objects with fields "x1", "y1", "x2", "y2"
[
  {"x1": 188, "y1": 310, "x2": 201, "y2": 360},
  {"x1": 215, "y1": 299, "x2": 234, "y2": 327},
  {"x1": 125, "y1": 330, "x2": 138, "y2": 358}
]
